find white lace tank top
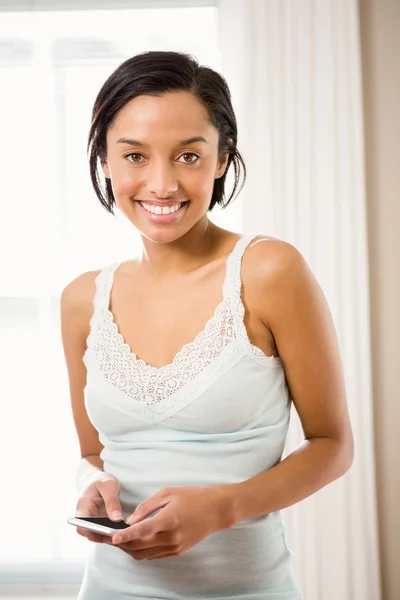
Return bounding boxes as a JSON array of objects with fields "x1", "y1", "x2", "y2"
[{"x1": 79, "y1": 234, "x2": 302, "y2": 600}]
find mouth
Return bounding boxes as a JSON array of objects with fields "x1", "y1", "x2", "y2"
[
  {"x1": 134, "y1": 200, "x2": 189, "y2": 223},
  {"x1": 135, "y1": 200, "x2": 189, "y2": 215}
]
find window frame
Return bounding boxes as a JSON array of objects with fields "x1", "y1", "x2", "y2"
[{"x1": 0, "y1": 0, "x2": 215, "y2": 11}]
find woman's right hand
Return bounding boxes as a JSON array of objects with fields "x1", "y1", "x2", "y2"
[{"x1": 75, "y1": 475, "x2": 123, "y2": 544}]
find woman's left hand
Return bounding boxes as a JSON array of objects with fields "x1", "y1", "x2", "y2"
[{"x1": 108, "y1": 485, "x2": 234, "y2": 560}]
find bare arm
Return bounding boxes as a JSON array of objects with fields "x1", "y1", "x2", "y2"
[
  {"x1": 60, "y1": 272, "x2": 105, "y2": 479},
  {"x1": 61, "y1": 272, "x2": 124, "y2": 523},
  {"x1": 221, "y1": 240, "x2": 354, "y2": 524}
]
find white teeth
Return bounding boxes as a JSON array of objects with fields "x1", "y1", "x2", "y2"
[{"x1": 140, "y1": 202, "x2": 183, "y2": 215}]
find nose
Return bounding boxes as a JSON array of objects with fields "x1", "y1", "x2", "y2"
[{"x1": 146, "y1": 161, "x2": 179, "y2": 199}]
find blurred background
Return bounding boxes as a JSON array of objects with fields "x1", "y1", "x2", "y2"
[{"x1": 0, "y1": 1, "x2": 398, "y2": 599}]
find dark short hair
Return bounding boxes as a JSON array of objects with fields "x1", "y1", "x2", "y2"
[{"x1": 87, "y1": 50, "x2": 246, "y2": 213}]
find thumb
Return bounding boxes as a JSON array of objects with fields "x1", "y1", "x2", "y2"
[
  {"x1": 127, "y1": 490, "x2": 170, "y2": 525},
  {"x1": 95, "y1": 479, "x2": 123, "y2": 521}
]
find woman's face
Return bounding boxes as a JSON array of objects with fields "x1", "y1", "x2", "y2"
[{"x1": 102, "y1": 91, "x2": 229, "y2": 244}]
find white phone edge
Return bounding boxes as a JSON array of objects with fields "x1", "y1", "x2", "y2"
[{"x1": 67, "y1": 517, "x2": 116, "y2": 537}]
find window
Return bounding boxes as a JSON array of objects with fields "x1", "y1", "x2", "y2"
[{"x1": 0, "y1": 1, "x2": 229, "y2": 592}]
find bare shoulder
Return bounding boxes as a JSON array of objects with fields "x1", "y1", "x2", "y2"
[
  {"x1": 60, "y1": 269, "x2": 102, "y2": 339},
  {"x1": 246, "y1": 235, "x2": 307, "y2": 278},
  {"x1": 244, "y1": 235, "x2": 325, "y2": 327},
  {"x1": 61, "y1": 269, "x2": 101, "y2": 310},
  {"x1": 245, "y1": 235, "x2": 310, "y2": 292}
]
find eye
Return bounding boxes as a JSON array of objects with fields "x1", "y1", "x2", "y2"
[
  {"x1": 125, "y1": 153, "x2": 145, "y2": 163},
  {"x1": 178, "y1": 153, "x2": 199, "y2": 164}
]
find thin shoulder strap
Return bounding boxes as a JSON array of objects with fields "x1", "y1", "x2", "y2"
[
  {"x1": 85, "y1": 261, "x2": 121, "y2": 355},
  {"x1": 222, "y1": 234, "x2": 259, "y2": 301},
  {"x1": 93, "y1": 261, "x2": 122, "y2": 311}
]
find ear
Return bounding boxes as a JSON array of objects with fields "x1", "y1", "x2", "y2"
[
  {"x1": 215, "y1": 153, "x2": 229, "y2": 179},
  {"x1": 101, "y1": 160, "x2": 110, "y2": 178}
]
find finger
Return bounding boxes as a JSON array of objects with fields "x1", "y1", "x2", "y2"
[
  {"x1": 127, "y1": 490, "x2": 170, "y2": 525},
  {"x1": 120, "y1": 503, "x2": 175, "y2": 545},
  {"x1": 116, "y1": 531, "x2": 172, "y2": 551},
  {"x1": 75, "y1": 499, "x2": 96, "y2": 518},
  {"x1": 112, "y1": 513, "x2": 165, "y2": 546},
  {"x1": 95, "y1": 480, "x2": 123, "y2": 522},
  {"x1": 118, "y1": 508, "x2": 175, "y2": 545},
  {"x1": 76, "y1": 527, "x2": 108, "y2": 544},
  {"x1": 76, "y1": 494, "x2": 105, "y2": 518}
]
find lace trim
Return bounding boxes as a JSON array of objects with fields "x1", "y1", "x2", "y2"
[
  {"x1": 84, "y1": 235, "x2": 281, "y2": 416},
  {"x1": 106, "y1": 299, "x2": 233, "y2": 374},
  {"x1": 89, "y1": 337, "x2": 252, "y2": 423}
]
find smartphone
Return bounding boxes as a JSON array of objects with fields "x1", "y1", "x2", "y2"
[{"x1": 68, "y1": 516, "x2": 130, "y2": 536}]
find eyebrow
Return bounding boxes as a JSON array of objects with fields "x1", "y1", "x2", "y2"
[{"x1": 116, "y1": 136, "x2": 208, "y2": 146}]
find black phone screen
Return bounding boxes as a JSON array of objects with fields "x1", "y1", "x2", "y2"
[{"x1": 79, "y1": 516, "x2": 130, "y2": 530}]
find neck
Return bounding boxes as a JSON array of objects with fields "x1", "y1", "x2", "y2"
[{"x1": 138, "y1": 219, "x2": 224, "y2": 278}]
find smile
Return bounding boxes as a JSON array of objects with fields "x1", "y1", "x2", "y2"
[
  {"x1": 138, "y1": 201, "x2": 186, "y2": 215},
  {"x1": 135, "y1": 200, "x2": 189, "y2": 224}
]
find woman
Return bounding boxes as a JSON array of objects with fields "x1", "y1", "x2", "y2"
[{"x1": 61, "y1": 50, "x2": 354, "y2": 599}]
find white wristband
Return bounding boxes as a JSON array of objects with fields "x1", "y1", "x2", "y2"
[{"x1": 75, "y1": 457, "x2": 113, "y2": 496}]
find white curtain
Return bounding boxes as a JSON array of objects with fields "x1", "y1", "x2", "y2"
[{"x1": 217, "y1": 1, "x2": 381, "y2": 599}]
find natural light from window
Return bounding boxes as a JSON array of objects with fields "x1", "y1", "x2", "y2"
[{"x1": 0, "y1": 5, "x2": 237, "y2": 573}]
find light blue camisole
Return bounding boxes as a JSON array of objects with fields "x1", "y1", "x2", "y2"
[{"x1": 79, "y1": 234, "x2": 302, "y2": 599}]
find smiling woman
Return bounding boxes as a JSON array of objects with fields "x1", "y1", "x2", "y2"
[
  {"x1": 87, "y1": 53, "x2": 246, "y2": 221},
  {"x1": 99, "y1": 89, "x2": 235, "y2": 235},
  {"x1": 61, "y1": 49, "x2": 353, "y2": 600}
]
